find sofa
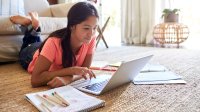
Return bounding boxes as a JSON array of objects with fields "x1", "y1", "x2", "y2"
[{"x1": 0, "y1": 0, "x2": 75, "y2": 62}]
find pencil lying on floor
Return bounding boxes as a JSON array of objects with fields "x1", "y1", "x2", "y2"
[
  {"x1": 52, "y1": 92, "x2": 70, "y2": 106},
  {"x1": 90, "y1": 67, "x2": 117, "y2": 72}
]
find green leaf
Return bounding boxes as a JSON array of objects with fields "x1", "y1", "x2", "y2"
[{"x1": 161, "y1": 8, "x2": 180, "y2": 18}]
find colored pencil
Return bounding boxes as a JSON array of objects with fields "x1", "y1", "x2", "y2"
[
  {"x1": 36, "y1": 94, "x2": 55, "y2": 107},
  {"x1": 90, "y1": 67, "x2": 117, "y2": 72},
  {"x1": 41, "y1": 102, "x2": 52, "y2": 112},
  {"x1": 43, "y1": 94, "x2": 67, "y2": 107},
  {"x1": 52, "y1": 92, "x2": 70, "y2": 106}
]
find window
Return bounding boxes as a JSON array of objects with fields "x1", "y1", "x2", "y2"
[
  {"x1": 172, "y1": 0, "x2": 200, "y2": 49},
  {"x1": 98, "y1": 0, "x2": 121, "y2": 46}
]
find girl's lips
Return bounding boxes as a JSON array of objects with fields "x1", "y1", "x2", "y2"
[
  {"x1": 85, "y1": 37, "x2": 91, "y2": 41},
  {"x1": 83, "y1": 38, "x2": 91, "y2": 43}
]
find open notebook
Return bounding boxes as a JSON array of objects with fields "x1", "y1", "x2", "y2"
[
  {"x1": 133, "y1": 71, "x2": 186, "y2": 84},
  {"x1": 92, "y1": 61, "x2": 186, "y2": 85},
  {"x1": 109, "y1": 62, "x2": 168, "y2": 72},
  {"x1": 25, "y1": 86, "x2": 105, "y2": 112}
]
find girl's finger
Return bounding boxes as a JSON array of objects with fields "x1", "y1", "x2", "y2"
[
  {"x1": 82, "y1": 74, "x2": 87, "y2": 80},
  {"x1": 85, "y1": 69, "x2": 95, "y2": 79},
  {"x1": 47, "y1": 78, "x2": 54, "y2": 85},
  {"x1": 53, "y1": 81, "x2": 57, "y2": 87},
  {"x1": 81, "y1": 70, "x2": 87, "y2": 80},
  {"x1": 88, "y1": 70, "x2": 93, "y2": 80},
  {"x1": 57, "y1": 77, "x2": 67, "y2": 86},
  {"x1": 90, "y1": 70, "x2": 96, "y2": 78}
]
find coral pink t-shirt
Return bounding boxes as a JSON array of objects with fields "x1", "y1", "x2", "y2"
[{"x1": 28, "y1": 37, "x2": 96, "y2": 73}]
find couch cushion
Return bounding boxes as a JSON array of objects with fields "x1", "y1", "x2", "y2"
[
  {"x1": 0, "y1": 17, "x2": 67, "y2": 35},
  {"x1": 0, "y1": 35, "x2": 49, "y2": 62},
  {"x1": 50, "y1": 3, "x2": 75, "y2": 17},
  {"x1": 23, "y1": 0, "x2": 51, "y2": 17},
  {"x1": 0, "y1": 0, "x2": 25, "y2": 16},
  {"x1": 0, "y1": 17, "x2": 21, "y2": 35},
  {"x1": 38, "y1": 17, "x2": 67, "y2": 35},
  {"x1": 0, "y1": 35, "x2": 22, "y2": 62}
]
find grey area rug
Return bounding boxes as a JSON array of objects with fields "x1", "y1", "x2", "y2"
[{"x1": 0, "y1": 45, "x2": 200, "y2": 112}]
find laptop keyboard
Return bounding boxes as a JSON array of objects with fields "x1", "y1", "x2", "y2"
[{"x1": 82, "y1": 79, "x2": 109, "y2": 92}]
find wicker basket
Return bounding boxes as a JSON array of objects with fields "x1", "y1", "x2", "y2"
[{"x1": 153, "y1": 23, "x2": 189, "y2": 47}]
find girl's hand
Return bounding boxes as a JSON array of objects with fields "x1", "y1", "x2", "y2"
[
  {"x1": 47, "y1": 76, "x2": 73, "y2": 88},
  {"x1": 70, "y1": 66, "x2": 96, "y2": 80}
]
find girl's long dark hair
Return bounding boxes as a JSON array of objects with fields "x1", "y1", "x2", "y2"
[{"x1": 39, "y1": 2, "x2": 99, "y2": 68}]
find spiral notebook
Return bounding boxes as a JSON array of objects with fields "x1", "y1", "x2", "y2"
[{"x1": 25, "y1": 86, "x2": 105, "y2": 112}]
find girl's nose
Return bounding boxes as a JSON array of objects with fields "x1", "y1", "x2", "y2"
[{"x1": 88, "y1": 29, "x2": 95, "y2": 37}]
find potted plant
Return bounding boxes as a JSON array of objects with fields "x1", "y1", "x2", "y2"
[{"x1": 161, "y1": 8, "x2": 180, "y2": 23}]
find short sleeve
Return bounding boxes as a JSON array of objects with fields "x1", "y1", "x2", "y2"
[
  {"x1": 40, "y1": 38, "x2": 57, "y2": 62},
  {"x1": 87, "y1": 37, "x2": 96, "y2": 54}
]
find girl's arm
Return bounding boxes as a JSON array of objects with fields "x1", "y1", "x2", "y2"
[
  {"x1": 31, "y1": 55, "x2": 71, "y2": 87},
  {"x1": 46, "y1": 54, "x2": 95, "y2": 88},
  {"x1": 31, "y1": 55, "x2": 94, "y2": 87},
  {"x1": 47, "y1": 75, "x2": 82, "y2": 88},
  {"x1": 81, "y1": 54, "x2": 94, "y2": 67}
]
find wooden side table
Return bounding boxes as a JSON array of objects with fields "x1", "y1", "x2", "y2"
[
  {"x1": 96, "y1": 17, "x2": 110, "y2": 48},
  {"x1": 153, "y1": 23, "x2": 189, "y2": 48}
]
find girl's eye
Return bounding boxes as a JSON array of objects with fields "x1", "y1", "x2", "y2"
[
  {"x1": 93, "y1": 27, "x2": 97, "y2": 30},
  {"x1": 84, "y1": 28, "x2": 90, "y2": 30}
]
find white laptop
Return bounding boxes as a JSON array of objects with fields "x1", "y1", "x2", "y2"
[{"x1": 69, "y1": 55, "x2": 153, "y2": 95}]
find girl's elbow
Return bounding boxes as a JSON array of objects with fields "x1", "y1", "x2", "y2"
[
  {"x1": 31, "y1": 75, "x2": 42, "y2": 88},
  {"x1": 31, "y1": 71, "x2": 48, "y2": 88},
  {"x1": 31, "y1": 79, "x2": 40, "y2": 88}
]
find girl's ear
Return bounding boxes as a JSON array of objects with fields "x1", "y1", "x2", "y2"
[
  {"x1": 71, "y1": 25, "x2": 76, "y2": 30},
  {"x1": 70, "y1": 26, "x2": 73, "y2": 30},
  {"x1": 70, "y1": 25, "x2": 76, "y2": 33}
]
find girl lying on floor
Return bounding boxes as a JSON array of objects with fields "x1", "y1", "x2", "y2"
[{"x1": 10, "y1": 2, "x2": 98, "y2": 88}]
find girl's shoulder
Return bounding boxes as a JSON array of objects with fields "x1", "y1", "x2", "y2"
[
  {"x1": 47, "y1": 37, "x2": 61, "y2": 42},
  {"x1": 46, "y1": 37, "x2": 61, "y2": 45}
]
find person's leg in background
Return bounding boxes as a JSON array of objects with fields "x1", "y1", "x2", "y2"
[{"x1": 10, "y1": 12, "x2": 42, "y2": 70}]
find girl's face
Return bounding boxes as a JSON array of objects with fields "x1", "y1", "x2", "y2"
[{"x1": 71, "y1": 16, "x2": 98, "y2": 44}]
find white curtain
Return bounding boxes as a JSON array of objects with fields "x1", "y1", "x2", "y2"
[{"x1": 121, "y1": 0, "x2": 173, "y2": 45}]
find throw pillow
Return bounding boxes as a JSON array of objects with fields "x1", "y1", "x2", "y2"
[
  {"x1": 0, "y1": 0, "x2": 25, "y2": 16},
  {"x1": 50, "y1": 3, "x2": 75, "y2": 17},
  {"x1": 39, "y1": 17, "x2": 67, "y2": 34}
]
